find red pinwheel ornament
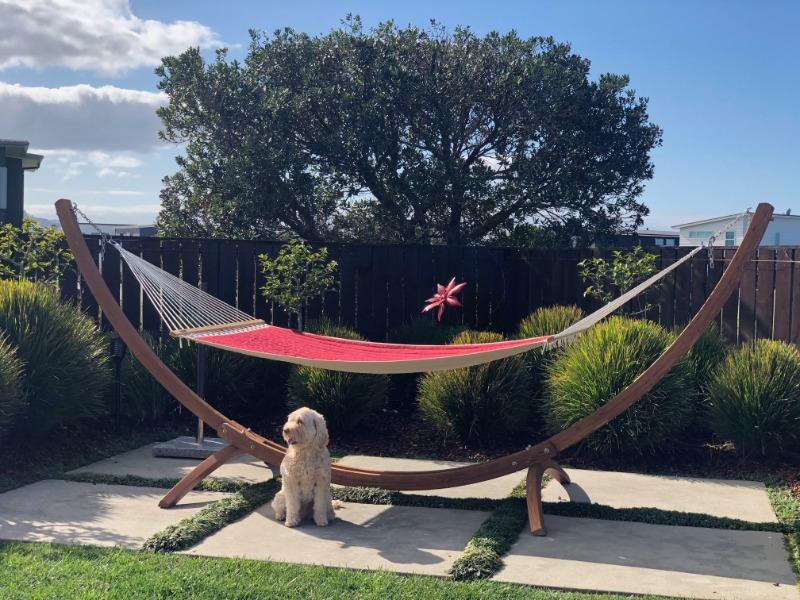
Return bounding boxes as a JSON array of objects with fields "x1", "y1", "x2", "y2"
[{"x1": 422, "y1": 277, "x2": 467, "y2": 322}]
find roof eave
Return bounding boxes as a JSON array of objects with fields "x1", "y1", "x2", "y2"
[
  {"x1": 21, "y1": 153, "x2": 43, "y2": 170},
  {"x1": 672, "y1": 212, "x2": 746, "y2": 228}
]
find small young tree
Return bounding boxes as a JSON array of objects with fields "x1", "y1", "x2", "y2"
[
  {"x1": 578, "y1": 246, "x2": 658, "y2": 315},
  {"x1": 258, "y1": 240, "x2": 337, "y2": 330},
  {"x1": 0, "y1": 218, "x2": 73, "y2": 283}
]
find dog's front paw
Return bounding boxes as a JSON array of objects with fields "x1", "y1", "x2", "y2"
[
  {"x1": 313, "y1": 515, "x2": 329, "y2": 527},
  {"x1": 284, "y1": 518, "x2": 301, "y2": 528}
]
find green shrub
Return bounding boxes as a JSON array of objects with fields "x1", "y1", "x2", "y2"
[
  {"x1": 112, "y1": 332, "x2": 283, "y2": 423},
  {"x1": 258, "y1": 240, "x2": 337, "y2": 331},
  {"x1": 0, "y1": 335, "x2": 24, "y2": 442},
  {"x1": 386, "y1": 318, "x2": 467, "y2": 413},
  {"x1": 0, "y1": 280, "x2": 111, "y2": 436},
  {"x1": 707, "y1": 339, "x2": 800, "y2": 456},
  {"x1": 516, "y1": 305, "x2": 584, "y2": 397},
  {"x1": 685, "y1": 324, "x2": 727, "y2": 397},
  {"x1": 0, "y1": 217, "x2": 73, "y2": 282},
  {"x1": 287, "y1": 318, "x2": 388, "y2": 434},
  {"x1": 169, "y1": 339, "x2": 282, "y2": 419},
  {"x1": 418, "y1": 330, "x2": 533, "y2": 448},
  {"x1": 545, "y1": 316, "x2": 693, "y2": 457},
  {"x1": 111, "y1": 333, "x2": 176, "y2": 424}
]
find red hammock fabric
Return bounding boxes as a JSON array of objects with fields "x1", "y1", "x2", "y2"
[{"x1": 193, "y1": 325, "x2": 551, "y2": 374}]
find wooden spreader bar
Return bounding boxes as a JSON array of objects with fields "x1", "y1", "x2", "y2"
[
  {"x1": 56, "y1": 199, "x2": 774, "y2": 535},
  {"x1": 170, "y1": 319, "x2": 266, "y2": 337}
]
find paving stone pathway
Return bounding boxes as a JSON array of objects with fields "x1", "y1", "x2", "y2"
[
  {"x1": 183, "y1": 500, "x2": 489, "y2": 576},
  {"x1": 69, "y1": 443, "x2": 272, "y2": 483},
  {"x1": 336, "y1": 454, "x2": 523, "y2": 499},
  {"x1": 0, "y1": 480, "x2": 226, "y2": 549},
  {"x1": 542, "y1": 467, "x2": 778, "y2": 522},
  {"x1": 496, "y1": 515, "x2": 797, "y2": 600},
  {"x1": 0, "y1": 446, "x2": 796, "y2": 600}
]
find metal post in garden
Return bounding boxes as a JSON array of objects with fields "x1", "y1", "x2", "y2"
[
  {"x1": 195, "y1": 335, "x2": 207, "y2": 445},
  {"x1": 109, "y1": 333, "x2": 127, "y2": 431}
]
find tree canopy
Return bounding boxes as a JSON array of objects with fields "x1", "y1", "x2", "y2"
[{"x1": 156, "y1": 17, "x2": 662, "y2": 246}]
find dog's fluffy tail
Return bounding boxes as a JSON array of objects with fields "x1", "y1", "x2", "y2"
[{"x1": 332, "y1": 499, "x2": 344, "y2": 510}]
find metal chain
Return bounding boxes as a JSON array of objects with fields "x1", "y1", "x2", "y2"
[{"x1": 70, "y1": 201, "x2": 122, "y2": 265}]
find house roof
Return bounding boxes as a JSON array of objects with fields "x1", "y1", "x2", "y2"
[
  {"x1": 0, "y1": 139, "x2": 44, "y2": 170},
  {"x1": 672, "y1": 213, "x2": 746, "y2": 228}
]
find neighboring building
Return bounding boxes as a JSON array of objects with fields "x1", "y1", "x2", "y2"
[
  {"x1": 633, "y1": 229, "x2": 679, "y2": 247},
  {"x1": 597, "y1": 228, "x2": 679, "y2": 248},
  {"x1": 674, "y1": 210, "x2": 800, "y2": 247},
  {"x1": 115, "y1": 225, "x2": 157, "y2": 237},
  {"x1": 0, "y1": 139, "x2": 43, "y2": 226},
  {"x1": 75, "y1": 223, "x2": 156, "y2": 237}
]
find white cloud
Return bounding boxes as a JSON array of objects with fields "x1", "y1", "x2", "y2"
[
  {"x1": 1, "y1": 82, "x2": 166, "y2": 152},
  {"x1": 0, "y1": 0, "x2": 221, "y2": 75},
  {"x1": 28, "y1": 148, "x2": 146, "y2": 180}
]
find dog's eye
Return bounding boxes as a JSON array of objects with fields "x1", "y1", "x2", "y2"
[{"x1": 297, "y1": 418, "x2": 303, "y2": 425}]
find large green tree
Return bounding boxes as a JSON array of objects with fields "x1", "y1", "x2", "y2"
[{"x1": 156, "y1": 18, "x2": 661, "y2": 245}]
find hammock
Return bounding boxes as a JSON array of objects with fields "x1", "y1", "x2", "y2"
[
  {"x1": 104, "y1": 212, "x2": 744, "y2": 374},
  {"x1": 56, "y1": 198, "x2": 773, "y2": 536}
]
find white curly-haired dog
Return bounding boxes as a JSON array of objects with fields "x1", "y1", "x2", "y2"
[{"x1": 271, "y1": 406, "x2": 336, "y2": 527}]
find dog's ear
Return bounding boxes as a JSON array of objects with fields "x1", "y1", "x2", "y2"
[{"x1": 313, "y1": 413, "x2": 329, "y2": 448}]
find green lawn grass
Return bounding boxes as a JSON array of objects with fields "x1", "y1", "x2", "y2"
[{"x1": 0, "y1": 542, "x2": 675, "y2": 600}]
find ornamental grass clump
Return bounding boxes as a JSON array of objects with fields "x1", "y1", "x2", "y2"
[
  {"x1": 516, "y1": 305, "x2": 584, "y2": 397},
  {"x1": 386, "y1": 318, "x2": 467, "y2": 413},
  {"x1": 545, "y1": 316, "x2": 693, "y2": 457},
  {"x1": 287, "y1": 318, "x2": 388, "y2": 434},
  {"x1": 707, "y1": 339, "x2": 800, "y2": 457},
  {"x1": 418, "y1": 330, "x2": 533, "y2": 448},
  {"x1": 0, "y1": 336, "x2": 24, "y2": 443},
  {"x1": 685, "y1": 324, "x2": 727, "y2": 398},
  {"x1": 0, "y1": 280, "x2": 111, "y2": 436}
]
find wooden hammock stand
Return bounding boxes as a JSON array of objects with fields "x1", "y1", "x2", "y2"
[{"x1": 56, "y1": 199, "x2": 773, "y2": 535}]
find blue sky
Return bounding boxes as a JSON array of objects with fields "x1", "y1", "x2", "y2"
[{"x1": 1, "y1": 0, "x2": 797, "y2": 229}]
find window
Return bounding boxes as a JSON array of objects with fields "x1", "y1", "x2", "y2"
[
  {"x1": 655, "y1": 238, "x2": 665, "y2": 246},
  {"x1": 725, "y1": 231, "x2": 735, "y2": 246},
  {"x1": 665, "y1": 238, "x2": 676, "y2": 246},
  {"x1": 0, "y1": 167, "x2": 6, "y2": 210},
  {"x1": 688, "y1": 230, "x2": 713, "y2": 239}
]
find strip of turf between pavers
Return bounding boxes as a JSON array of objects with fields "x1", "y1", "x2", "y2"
[
  {"x1": 765, "y1": 478, "x2": 800, "y2": 578},
  {"x1": 142, "y1": 479, "x2": 280, "y2": 553},
  {"x1": 449, "y1": 497, "x2": 529, "y2": 580},
  {"x1": 62, "y1": 471, "x2": 249, "y2": 493},
  {"x1": 0, "y1": 542, "x2": 680, "y2": 600}
]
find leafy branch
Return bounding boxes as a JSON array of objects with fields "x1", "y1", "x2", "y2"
[{"x1": 258, "y1": 240, "x2": 337, "y2": 330}]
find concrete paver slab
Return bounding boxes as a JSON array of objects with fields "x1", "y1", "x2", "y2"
[
  {"x1": 336, "y1": 455, "x2": 523, "y2": 499},
  {"x1": 543, "y1": 468, "x2": 778, "y2": 523},
  {"x1": 69, "y1": 443, "x2": 272, "y2": 484},
  {"x1": 183, "y1": 501, "x2": 489, "y2": 576},
  {"x1": 0, "y1": 480, "x2": 227, "y2": 549},
  {"x1": 495, "y1": 515, "x2": 798, "y2": 600}
]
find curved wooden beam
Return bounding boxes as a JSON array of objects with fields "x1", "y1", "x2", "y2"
[{"x1": 57, "y1": 199, "x2": 773, "y2": 493}]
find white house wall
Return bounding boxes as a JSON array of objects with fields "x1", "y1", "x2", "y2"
[{"x1": 678, "y1": 215, "x2": 800, "y2": 247}]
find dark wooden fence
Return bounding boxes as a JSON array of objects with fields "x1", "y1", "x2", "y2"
[{"x1": 58, "y1": 236, "x2": 800, "y2": 344}]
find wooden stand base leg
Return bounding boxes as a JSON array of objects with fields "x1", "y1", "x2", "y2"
[
  {"x1": 159, "y1": 444, "x2": 244, "y2": 508},
  {"x1": 526, "y1": 459, "x2": 570, "y2": 536},
  {"x1": 544, "y1": 461, "x2": 570, "y2": 485},
  {"x1": 526, "y1": 462, "x2": 546, "y2": 536}
]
